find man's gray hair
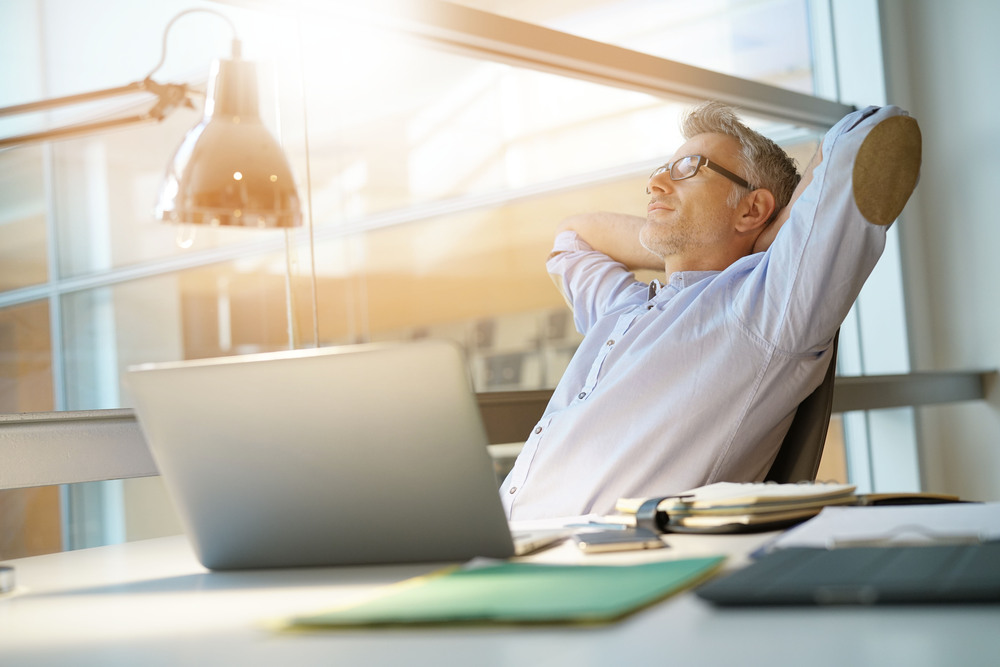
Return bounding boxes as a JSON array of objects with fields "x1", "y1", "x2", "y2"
[{"x1": 681, "y1": 101, "x2": 800, "y2": 219}]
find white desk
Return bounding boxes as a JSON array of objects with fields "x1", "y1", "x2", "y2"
[{"x1": 1, "y1": 533, "x2": 998, "y2": 667}]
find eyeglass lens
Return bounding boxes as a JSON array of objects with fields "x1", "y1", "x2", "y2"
[
  {"x1": 649, "y1": 155, "x2": 701, "y2": 183},
  {"x1": 647, "y1": 155, "x2": 700, "y2": 193},
  {"x1": 671, "y1": 155, "x2": 700, "y2": 179},
  {"x1": 647, "y1": 155, "x2": 753, "y2": 192}
]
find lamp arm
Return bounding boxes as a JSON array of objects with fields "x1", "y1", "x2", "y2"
[
  {"x1": 146, "y1": 8, "x2": 240, "y2": 79},
  {"x1": 0, "y1": 81, "x2": 149, "y2": 118},
  {"x1": 0, "y1": 115, "x2": 161, "y2": 148},
  {"x1": 142, "y1": 79, "x2": 198, "y2": 120},
  {"x1": 0, "y1": 7, "x2": 236, "y2": 151},
  {"x1": 0, "y1": 79, "x2": 197, "y2": 150}
]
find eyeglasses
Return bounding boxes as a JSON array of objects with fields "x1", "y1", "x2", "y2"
[{"x1": 646, "y1": 155, "x2": 756, "y2": 194}]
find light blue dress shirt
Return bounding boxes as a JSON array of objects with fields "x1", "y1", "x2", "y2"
[{"x1": 500, "y1": 106, "x2": 902, "y2": 520}]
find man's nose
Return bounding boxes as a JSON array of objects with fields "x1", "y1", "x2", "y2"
[{"x1": 646, "y1": 169, "x2": 674, "y2": 195}]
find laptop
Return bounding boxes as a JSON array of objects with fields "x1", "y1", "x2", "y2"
[{"x1": 125, "y1": 339, "x2": 562, "y2": 570}]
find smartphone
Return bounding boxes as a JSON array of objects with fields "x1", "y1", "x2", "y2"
[{"x1": 572, "y1": 528, "x2": 665, "y2": 553}]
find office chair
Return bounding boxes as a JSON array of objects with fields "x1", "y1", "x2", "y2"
[{"x1": 764, "y1": 332, "x2": 839, "y2": 483}]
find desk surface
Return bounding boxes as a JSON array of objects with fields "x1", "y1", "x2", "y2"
[{"x1": 1, "y1": 533, "x2": 998, "y2": 667}]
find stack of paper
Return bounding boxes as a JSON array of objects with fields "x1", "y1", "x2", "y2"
[
  {"x1": 764, "y1": 501, "x2": 1000, "y2": 550},
  {"x1": 616, "y1": 482, "x2": 857, "y2": 533}
]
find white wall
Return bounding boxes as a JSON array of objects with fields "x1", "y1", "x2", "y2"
[{"x1": 880, "y1": 0, "x2": 1000, "y2": 500}]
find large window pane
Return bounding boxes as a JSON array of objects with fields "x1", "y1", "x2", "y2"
[
  {"x1": 0, "y1": 147, "x2": 48, "y2": 291},
  {"x1": 450, "y1": 0, "x2": 815, "y2": 93},
  {"x1": 288, "y1": 21, "x2": 695, "y2": 225}
]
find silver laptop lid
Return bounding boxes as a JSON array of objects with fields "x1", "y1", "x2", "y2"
[{"x1": 125, "y1": 339, "x2": 515, "y2": 569}]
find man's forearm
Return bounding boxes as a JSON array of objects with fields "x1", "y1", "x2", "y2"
[{"x1": 556, "y1": 212, "x2": 663, "y2": 270}]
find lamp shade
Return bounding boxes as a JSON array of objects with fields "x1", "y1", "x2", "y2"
[{"x1": 155, "y1": 55, "x2": 301, "y2": 228}]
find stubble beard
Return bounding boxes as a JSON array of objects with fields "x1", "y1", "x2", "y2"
[
  {"x1": 640, "y1": 212, "x2": 697, "y2": 259},
  {"x1": 641, "y1": 206, "x2": 735, "y2": 263}
]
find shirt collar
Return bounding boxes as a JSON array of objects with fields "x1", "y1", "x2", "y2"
[{"x1": 670, "y1": 270, "x2": 719, "y2": 289}]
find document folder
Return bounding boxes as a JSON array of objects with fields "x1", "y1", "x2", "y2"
[{"x1": 286, "y1": 556, "x2": 725, "y2": 628}]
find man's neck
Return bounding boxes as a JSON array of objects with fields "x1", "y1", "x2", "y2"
[{"x1": 661, "y1": 245, "x2": 753, "y2": 280}]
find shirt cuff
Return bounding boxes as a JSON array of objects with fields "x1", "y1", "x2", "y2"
[{"x1": 551, "y1": 230, "x2": 593, "y2": 254}]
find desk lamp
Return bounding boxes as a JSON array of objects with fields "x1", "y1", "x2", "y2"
[
  {"x1": 0, "y1": 8, "x2": 316, "y2": 348},
  {"x1": 151, "y1": 12, "x2": 301, "y2": 230},
  {"x1": 0, "y1": 8, "x2": 301, "y2": 229}
]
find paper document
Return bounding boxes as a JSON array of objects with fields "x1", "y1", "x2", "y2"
[{"x1": 765, "y1": 502, "x2": 1000, "y2": 551}]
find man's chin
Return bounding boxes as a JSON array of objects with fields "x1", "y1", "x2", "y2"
[{"x1": 639, "y1": 225, "x2": 668, "y2": 258}]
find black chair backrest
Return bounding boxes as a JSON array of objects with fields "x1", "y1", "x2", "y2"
[{"x1": 764, "y1": 333, "x2": 839, "y2": 483}]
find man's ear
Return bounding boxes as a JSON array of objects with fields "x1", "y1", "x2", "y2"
[
  {"x1": 753, "y1": 144, "x2": 824, "y2": 253},
  {"x1": 735, "y1": 188, "x2": 776, "y2": 234}
]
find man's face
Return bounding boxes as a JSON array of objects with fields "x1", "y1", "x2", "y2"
[{"x1": 640, "y1": 132, "x2": 746, "y2": 268}]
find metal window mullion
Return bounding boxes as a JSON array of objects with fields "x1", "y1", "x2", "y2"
[
  {"x1": 806, "y1": 0, "x2": 841, "y2": 102},
  {"x1": 40, "y1": 139, "x2": 81, "y2": 550}
]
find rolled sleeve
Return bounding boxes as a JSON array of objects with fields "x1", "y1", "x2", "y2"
[
  {"x1": 735, "y1": 106, "x2": 898, "y2": 354},
  {"x1": 547, "y1": 231, "x2": 648, "y2": 334}
]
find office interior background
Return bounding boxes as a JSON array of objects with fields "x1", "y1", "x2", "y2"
[{"x1": 0, "y1": 0, "x2": 997, "y2": 560}]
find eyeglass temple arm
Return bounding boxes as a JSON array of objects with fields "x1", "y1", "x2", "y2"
[{"x1": 703, "y1": 158, "x2": 755, "y2": 190}]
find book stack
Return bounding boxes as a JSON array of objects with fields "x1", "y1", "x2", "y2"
[{"x1": 616, "y1": 482, "x2": 858, "y2": 533}]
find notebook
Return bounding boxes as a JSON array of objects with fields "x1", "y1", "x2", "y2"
[
  {"x1": 695, "y1": 543, "x2": 1000, "y2": 605},
  {"x1": 615, "y1": 482, "x2": 858, "y2": 533},
  {"x1": 125, "y1": 339, "x2": 562, "y2": 570}
]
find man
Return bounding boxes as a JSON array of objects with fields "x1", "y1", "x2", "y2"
[{"x1": 500, "y1": 102, "x2": 919, "y2": 520}]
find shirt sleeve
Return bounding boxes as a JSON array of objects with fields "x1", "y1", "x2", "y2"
[
  {"x1": 547, "y1": 231, "x2": 649, "y2": 335},
  {"x1": 733, "y1": 106, "x2": 905, "y2": 354}
]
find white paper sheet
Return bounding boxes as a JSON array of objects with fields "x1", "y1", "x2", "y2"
[{"x1": 766, "y1": 502, "x2": 1000, "y2": 550}]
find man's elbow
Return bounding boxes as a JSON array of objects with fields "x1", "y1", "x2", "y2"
[{"x1": 556, "y1": 213, "x2": 587, "y2": 235}]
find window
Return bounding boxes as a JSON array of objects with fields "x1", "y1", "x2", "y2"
[
  {"x1": 451, "y1": 0, "x2": 816, "y2": 94},
  {"x1": 0, "y1": 0, "x2": 905, "y2": 557}
]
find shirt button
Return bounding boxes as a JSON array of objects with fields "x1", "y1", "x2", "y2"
[
  {"x1": 578, "y1": 392, "x2": 587, "y2": 399},
  {"x1": 606, "y1": 339, "x2": 615, "y2": 346},
  {"x1": 508, "y1": 486, "x2": 517, "y2": 494},
  {"x1": 534, "y1": 426, "x2": 542, "y2": 434}
]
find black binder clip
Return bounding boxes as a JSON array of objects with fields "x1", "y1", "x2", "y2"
[{"x1": 635, "y1": 497, "x2": 673, "y2": 533}]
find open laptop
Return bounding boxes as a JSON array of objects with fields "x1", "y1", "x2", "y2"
[{"x1": 125, "y1": 339, "x2": 562, "y2": 570}]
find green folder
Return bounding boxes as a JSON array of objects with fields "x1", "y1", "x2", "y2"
[{"x1": 286, "y1": 556, "x2": 725, "y2": 628}]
